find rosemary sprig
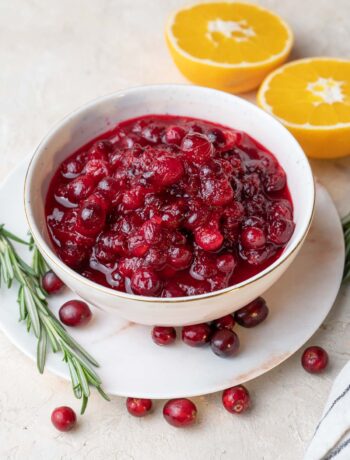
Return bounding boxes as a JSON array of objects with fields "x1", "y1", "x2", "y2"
[
  {"x1": 343, "y1": 213, "x2": 350, "y2": 283},
  {"x1": 0, "y1": 225, "x2": 109, "y2": 413}
]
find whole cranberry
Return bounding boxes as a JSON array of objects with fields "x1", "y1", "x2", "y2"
[
  {"x1": 77, "y1": 202, "x2": 106, "y2": 236},
  {"x1": 84, "y1": 159, "x2": 110, "y2": 181},
  {"x1": 152, "y1": 326, "x2": 177, "y2": 346},
  {"x1": 194, "y1": 225, "x2": 223, "y2": 252},
  {"x1": 167, "y1": 246, "x2": 193, "y2": 270},
  {"x1": 222, "y1": 385, "x2": 251, "y2": 414},
  {"x1": 126, "y1": 397, "x2": 152, "y2": 417},
  {"x1": 234, "y1": 297, "x2": 269, "y2": 328},
  {"x1": 212, "y1": 315, "x2": 235, "y2": 331},
  {"x1": 51, "y1": 406, "x2": 77, "y2": 432},
  {"x1": 88, "y1": 140, "x2": 113, "y2": 161},
  {"x1": 67, "y1": 175, "x2": 95, "y2": 203},
  {"x1": 182, "y1": 323, "x2": 211, "y2": 347},
  {"x1": 59, "y1": 300, "x2": 92, "y2": 327},
  {"x1": 268, "y1": 218, "x2": 295, "y2": 245},
  {"x1": 241, "y1": 227, "x2": 266, "y2": 250},
  {"x1": 61, "y1": 159, "x2": 83, "y2": 179},
  {"x1": 210, "y1": 329, "x2": 240, "y2": 357},
  {"x1": 302, "y1": 346, "x2": 329, "y2": 374},
  {"x1": 216, "y1": 254, "x2": 236, "y2": 275},
  {"x1": 42, "y1": 270, "x2": 65, "y2": 294},
  {"x1": 131, "y1": 268, "x2": 161, "y2": 296},
  {"x1": 165, "y1": 126, "x2": 186, "y2": 145},
  {"x1": 181, "y1": 133, "x2": 213, "y2": 164},
  {"x1": 163, "y1": 398, "x2": 197, "y2": 428},
  {"x1": 264, "y1": 169, "x2": 286, "y2": 193},
  {"x1": 152, "y1": 156, "x2": 184, "y2": 187}
]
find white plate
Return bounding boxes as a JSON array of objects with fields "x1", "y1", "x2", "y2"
[{"x1": 0, "y1": 162, "x2": 345, "y2": 398}]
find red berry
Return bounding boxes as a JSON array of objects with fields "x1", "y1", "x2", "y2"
[
  {"x1": 234, "y1": 297, "x2": 269, "y2": 328},
  {"x1": 194, "y1": 224, "x2": 223, "y2": 252},
  {"x1": 126, "y1": 397, "x2": 152, "y2": 417},
  {"x1": 181, "y1": 133, "x2": 213, "y2": 164},
  {"x1": 59, "y1": 300, "x2": 92, "y2": 327},
  {"x1": 212, "y1": 315, "x2": 235, "y2": 331},
  {"x1": 210, "y1": 329, "x2": 240, "y2": 357},
  {"x1": 130, "y1": 268, "x2": 161, "y2": 296},
  {"x1": 165, "y1": 126, "x2": 185, "y2": 145},
  {"x1": 42, "y1": 270, "x2": 64, "y2": 294},
  {"x1": 163, "y1": 398, "x2": 197, "y2": 428},
  {"x1": 77, "y1": 202, "x2": 106, "y2": 236},
  {"x1": 151, "y1": 156, "x2": 184, "y2": 187},
  {"x1": 301, "y1": 346, "x2": 329, "y2": 374},
  {"x1": 268, "y1": 218, "x2": 295, "y2": 245},
  {"x1": 241, "y1": 227, "x2": 266, "y2": 250},
  {"x1": 67, "y1": 175, "x2": 95, "y2": 203},
  {"x1": 51, "y1": 406, "x2": 77, "y2": 432},
  {"x1": 222, "y1": 386, "x2": 251, "y2": 414},
  {"x1": 152, "y1": 326, "x2": 177, "y2": 346},
  {"x1": 182, "y1": 323, "x2": 211, "y2": 347}
]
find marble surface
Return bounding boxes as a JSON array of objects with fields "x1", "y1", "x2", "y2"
[{"x1": 0, "y1": 1, "x2": 350, "y2": 459}]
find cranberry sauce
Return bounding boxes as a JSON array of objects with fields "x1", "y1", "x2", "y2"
[{"x1": 45, "y1": 115, "x2": 294, "y2": 297}]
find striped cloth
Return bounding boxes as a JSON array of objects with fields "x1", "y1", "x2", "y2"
[{"x1": 305, "y1": 361, "x2": 350, "y2": 460}]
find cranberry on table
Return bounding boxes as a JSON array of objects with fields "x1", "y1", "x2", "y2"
[
  {"x1": 126, "y1": 397, "x2": 152, "y2": 417},
  {"x1": 59, "y1": 300, "x2": 92, "y2": 327},
  {"x1": 42, "y1": 270, "x2": 65, "y2": 294},
  {"x1": 51, "y1": 406, "x2": 77, "y2": 432},
  {"x1": 301, "y1": 346, "x2": 329, "y2": 374},
  {"x1": 234, "y1": 297, "x2": 269, "y2": 328},
  {"x1": 152, "y1": 326, "x2": 177, "y2": 346},
  {"x1": 212, "y1": 315, "x2": 235, "y2": 331},
  {"x1": 182, "y1": 323, "x2": 211, "y2": 347},
  {"x1": 222, "y1": 386, "x2": 251, "y2": 414},
  {"x1": 163, "y1": 398, "x2": 197, "y2": 428},
  {"x1": 210, "y1": 329, "x2": 240, "y2": 357}
]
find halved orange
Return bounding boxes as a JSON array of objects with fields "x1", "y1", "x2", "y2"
[
  {"x1": 258, "y1": 58, "x2": 350, "y2": 158},
  {"x1": 165, "y1": 1, "x2": 293, "y2": 93}
]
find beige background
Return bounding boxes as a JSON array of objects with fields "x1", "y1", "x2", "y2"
[{"x1": 1, "y1": 1, "x2": 350, "y2": 459}]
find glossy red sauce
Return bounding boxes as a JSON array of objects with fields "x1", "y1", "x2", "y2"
[{"x1": 45, "y1": 115, "x2": 294, "y2": 297}]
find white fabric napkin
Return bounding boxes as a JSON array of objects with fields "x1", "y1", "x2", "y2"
[{"x1": 305, "y1": 361, "x2": 350, "y2": 460}]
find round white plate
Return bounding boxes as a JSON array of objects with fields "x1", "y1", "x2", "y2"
[{"x1": 0, "y1": 162, "x2": 345, "y2": 398}]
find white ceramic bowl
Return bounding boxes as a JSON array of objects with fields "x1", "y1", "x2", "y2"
[{"x1": 24, "y1": 85, "x2": 315, "y2": 326}]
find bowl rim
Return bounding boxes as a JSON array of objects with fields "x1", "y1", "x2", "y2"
[{"x1": 24, "y1": 83, "x2": 316, "y2": 304}]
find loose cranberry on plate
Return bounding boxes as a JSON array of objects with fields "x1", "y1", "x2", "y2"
[
  {"x1": 182, "y1": 323, "x2": 211, "y2": 347},
  {"x1": 163, "y1": 398, "x2": 197, "y2": 428},
  {"x1": 152, "y1": 326, "x2": 177, "y2": 346},
  {"x1": 222, "y1": 386, "x2": 251, "y2": 414},
  {"x1": 210, "y1": 329, "x2": 240, "y2": 357},
  {"x1": 51, "y1": 406, "x2": 77, "y2": 432},
  {"x1": 126, "y1": 398, "x2": 152, "y2": 417},
  {"x1": 301, "y1": 346, "x2": 329, "y2": 374},
  {"x1": 42, "y1": 270, "x2": 65, "y2": 294},
  {"x1": 234, "y1": 297, "x2": 269, "y2": 328},
  {"x1": 212, "y1": 315, "x2": 235, "y2": 331},
  {"x1": 59, "y1": 300, "x2": 92, "y2": 327}
]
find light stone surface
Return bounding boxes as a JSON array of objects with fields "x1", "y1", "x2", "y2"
[{"x1": 0, "y1": 1, "x2": 350, "y2": 459}]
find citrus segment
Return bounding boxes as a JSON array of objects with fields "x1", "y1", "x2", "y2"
[
  {"x1": 166, "y1": 2, "x2": 293, "y2": 93},
  {"x1": 258, "y1": 58, "x2": 350, "y2": 158}
]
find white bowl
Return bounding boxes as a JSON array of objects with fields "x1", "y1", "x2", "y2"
[{"x1": 24, "y1": 85, "x2": 315, "y2": 326}]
